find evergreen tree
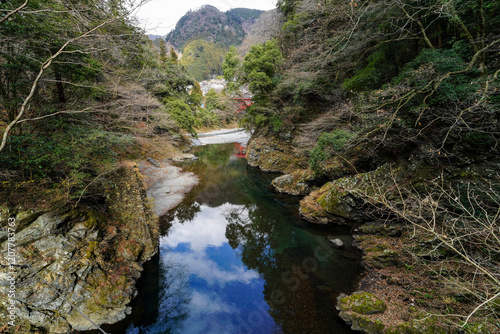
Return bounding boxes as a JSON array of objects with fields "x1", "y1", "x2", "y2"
[
  {"x1": 242, "y1": 39, "x2": 283, "y2": 97},
  {"x1": 188, "y1": 81, "x2": 203, "y2": 107},
  {"x1": 159, "y1": 39, "x2": 168, "y2": 65},
  {"x1": 170, "y1": 48, "x2": 179, "y2": 64}
]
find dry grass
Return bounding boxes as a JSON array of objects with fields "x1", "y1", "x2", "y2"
[{"x1": 295, "y1": 103, "x2": 357, "y2": 152}]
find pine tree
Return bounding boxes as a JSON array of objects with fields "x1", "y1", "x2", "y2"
[
  {"x1": 170, "y1": 48, "x2": 179, "y2": 64},
  {"x1": 159, "y1": 39, "x2": 168, "y2": 65}
]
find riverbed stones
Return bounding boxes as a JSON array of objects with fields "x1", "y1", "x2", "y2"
[{"x1": 329, "y1": 238, "x2": 345, "y2": 248}]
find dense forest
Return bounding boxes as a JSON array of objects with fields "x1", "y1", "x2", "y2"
[{"x1": 165, "y1": 6, "x2": 263, "y2": 50}]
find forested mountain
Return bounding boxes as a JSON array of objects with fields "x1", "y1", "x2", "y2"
[
  {"x1": 165, "y1": 5, "x2": 263, "y2": 50},
  {"x1": 179, "y1": 39, "x2": 226, "y2": 81}
]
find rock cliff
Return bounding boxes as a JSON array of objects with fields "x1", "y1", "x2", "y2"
[{"x1": 0, "y1": 163, "x2": 158, "y2": 333}]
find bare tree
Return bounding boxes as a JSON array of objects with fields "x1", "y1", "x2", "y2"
[
  {"x1": 360, "y1": 171, "x2": 500, "y2": 329},
  {"x1": 0, "y1": 0, "x2": 151, "y2": 153}
]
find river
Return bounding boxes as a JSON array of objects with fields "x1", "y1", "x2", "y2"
[{"x1": 98, "y1": 137, "x2": 362, "y2": 334}]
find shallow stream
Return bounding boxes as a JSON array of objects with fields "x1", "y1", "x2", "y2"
[{"x1": 102, "y1": 143, "x2": 362, "y2": 334}]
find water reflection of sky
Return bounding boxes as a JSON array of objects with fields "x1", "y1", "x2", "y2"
[{"x1": 155, "y1": 203, "x2": 278, "y2": 334}]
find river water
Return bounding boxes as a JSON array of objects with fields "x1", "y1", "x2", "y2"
[{"x1": 101, "y1": 143, "x2": 362, "y2": 334}]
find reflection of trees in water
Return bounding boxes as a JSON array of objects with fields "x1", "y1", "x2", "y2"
[
  {"x1": 135, "y1": 256, "x2": 191, "y2": 334},
  {"x1": 155, "y1": 144, "x2": 358, "y2": 333},
  {"x1": 157, "y1": 256, "x2": 191, "y2": 325},
  {"x1": 224, "y1": 203, "x2": 356, "y2": 334},
  {"x1": 158, "y1": 188, "x2": 202, "y2": 236},
  {"x1": 181, "y1": 144, "x2": 253, "y2": 208},
  {"x1": 194, "y1": 144, "x2": 235, "y2": 167}
]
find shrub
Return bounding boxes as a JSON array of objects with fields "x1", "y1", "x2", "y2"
[{"x1": 310, "y1": 129, "x2": 355, "y2": 172}]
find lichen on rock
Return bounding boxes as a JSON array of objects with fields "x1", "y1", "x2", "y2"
[
  {"x1": 0, "y1": 163, "x2": 161, "y2": 332},
  {"x1": 338, "y1": 291, "x2": 387, "y2": 315},
  {"x1": 337, "y1": 292, "x2": 387, "y2": 334},
  {"x1": 271, "y1": 169, "x2": 314, "y2": 195}
]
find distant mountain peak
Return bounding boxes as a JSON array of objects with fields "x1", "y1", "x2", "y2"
[{"x1": 165, "y1": 6, "x2": 264, "y2": 50}]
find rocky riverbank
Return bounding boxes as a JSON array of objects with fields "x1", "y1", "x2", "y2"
[
  {"x1": 246, "y1": 133, "x2": 499, "y2": 334},
  {"x1": 0, "y1": 159, "x2": 198, "y2": 333}
]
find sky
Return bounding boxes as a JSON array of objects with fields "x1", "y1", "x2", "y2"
[{"x1": 133, "y1": 0, "x2": 277, "y2": 36}]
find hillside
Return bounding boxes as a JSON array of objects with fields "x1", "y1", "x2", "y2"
[
  {"x1": 165, "y1": 5, "x2": 263, "y2": 50},
  {"x1": 179, "y1": 39, "x2": 226, "y2": 81}
]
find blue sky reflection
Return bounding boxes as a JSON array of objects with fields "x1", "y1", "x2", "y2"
[{"x1": 157, "y1": 203, "x2": 276, "y2": 333}]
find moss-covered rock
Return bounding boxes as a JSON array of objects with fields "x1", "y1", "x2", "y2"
[
  {"x1": 299, "y1": 162, "x2": 436, "y2": 225},
  {"x1": 384, "y1": 317, "x2": 448, "y2": 334},
  {"x1": 338, "y1": 292, "x2": 387, "y2": 315},
  {"x1": 246, "y1": 136, "x2": 307, "y2": 173},
  {"x1": 337, "y1": 292, "x2": 388, "y2": 334},
  {"x1": 271, "y1": 169, "x2": 314, "y2": 195},
  {"x1": 117, "y1": 239, "x2": 143, "y2": 261},
  {"x1": 321, "y1": 157, "x2": 357, "y2": 180},
  {"x1": 366, "y1": 249, "x2": 400, "y2": 268},
  {"x1": 105, "y1": 165, "x2": 158, "y2": 261},
  {"x1": 0, "y1": 163, "x2": 162, "y2": 332},
  {"x1": 339, "y1": 312, "x2": 385, "y2": 334}
]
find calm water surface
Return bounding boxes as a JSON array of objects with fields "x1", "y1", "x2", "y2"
[{"x1": 103, "y1": 143, "x2": 362, "y2": 334}]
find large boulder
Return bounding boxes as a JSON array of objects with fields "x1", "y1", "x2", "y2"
[
  {"x1": 271, "y1": 169, "x2": 314, "y2": 195},
  {"x1": 337, "y1": 292, "x2": 387, "y2": 334},
  {"x1": 299, "y1": 163, "x2": 435, "y2": 225},
  {"x1": 246, "y1": 136, "x2": 306, "y2": 173}
]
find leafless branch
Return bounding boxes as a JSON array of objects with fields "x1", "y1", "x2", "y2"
[
  {"x1": 0, "y1": 19, "x2": 114, "y2": 153},
  {"x1": 0, "y1": 0, "x2": 29, "y2": 25}
]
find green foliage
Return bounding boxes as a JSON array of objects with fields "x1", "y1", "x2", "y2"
[
  {"x1": 205, "y1": 89, "x2": 227, "y2": 112},
  {"x1": 242, "y1": 39, "x2": 283, "y2": 96},
  {"x1": 170, "y1": 48, "x2": 179, "y2": 64},
  {"x1": 343, "y1": 46, "x2": 400, "y2": 92},
  {"x1": 195, "y1": 108, "x2": 220, "y2": 128},
  {"x1": 140, "y1": 63, "x2": 193, "y2": 100},
  {"x1": 0, "y1": 0, "x2": 106, "y2": 121},
  {"x1": 222, "y1": 46, "x2": 241, "y2": 91},
  {"x1": 164, "y1": 99, "x2": 197, "y2": 135},
  {"x1": 391, "y1": 48, "x2": 480, "y2": 106},
  {"x1": 310, "y1": 130, "x2": 355, "y2": 172},
  {"x1": 269, "y1": 115, "x2": 284, "y2": 132},
  {"x1": 159, "y1": 39, "x2": 168, "y2": 65},
  {"x1": 180, "y1": 39, "x2": 226, "y2": 81},
  {"x1": 188, "y1": 81, "x2": 203, "y2": 107},
  {"x1": 240, "y1": 103, "x2": 275, "y2": 129},
  {"x1": 0, "y1": 122, "x2": 134, "y2": 194}
]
